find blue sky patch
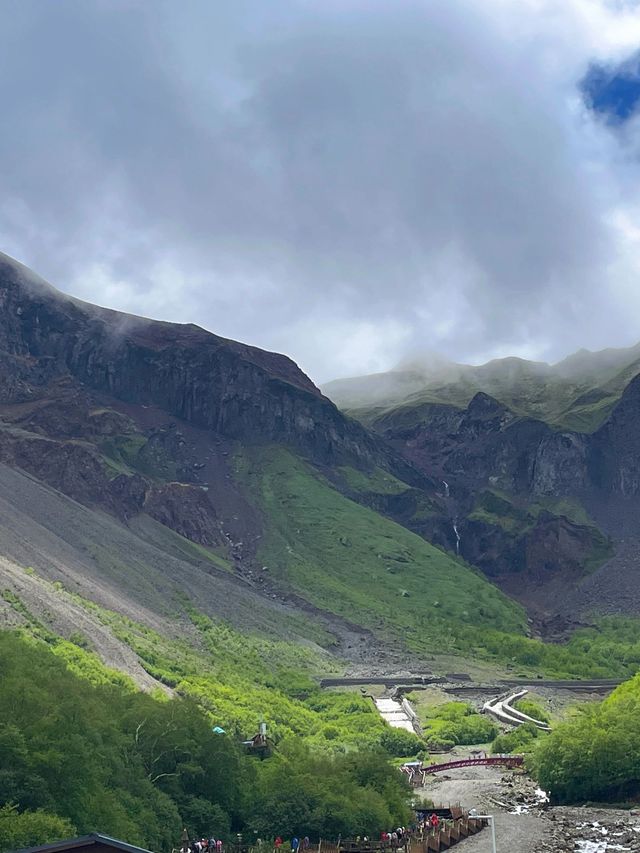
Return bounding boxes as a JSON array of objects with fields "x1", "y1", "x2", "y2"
[{"x1": 582, "y1": 54, "x2": 640, "y2": 123}]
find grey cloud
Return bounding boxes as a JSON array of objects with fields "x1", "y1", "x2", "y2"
[{"x1": 0, "y1": 0, "x2": 636, "y2": 380}]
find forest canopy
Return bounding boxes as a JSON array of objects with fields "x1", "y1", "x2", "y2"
[
  {"x1": 531, "y1": 671, "x2": 640, "y2": 803},
  {"x1": 0, "y1": 631, "x2": 411, "y2": 853}
]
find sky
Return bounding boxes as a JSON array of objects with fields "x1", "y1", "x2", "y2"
[{"x1": 2, "y1": 1, "x2": 640, "y2": 383}]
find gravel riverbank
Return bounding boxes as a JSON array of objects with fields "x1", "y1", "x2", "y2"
[{"x1": 417, "y1": 755, "x2": 640, "y2": 852}]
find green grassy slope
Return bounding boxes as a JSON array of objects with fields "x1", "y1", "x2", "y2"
[
  {"x1": 235, "y1": 446, "x2": 528, "y2": 652},
  {"x1": 233, "y1": 447, "x2": 640, "y2": 677},
  {"x1": 3, "y1": 581, "x2": 396, "y2": 750}
]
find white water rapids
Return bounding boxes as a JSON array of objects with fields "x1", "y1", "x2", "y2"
[{"x1": 574, "y1": 822, "x2": 640, "y2": 852}]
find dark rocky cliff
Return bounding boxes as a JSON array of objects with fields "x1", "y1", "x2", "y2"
[
  {"x1": 589, "y1": 374, "x2": 640, "y2": 496},
  {"x1": 0, "y1": 253, "x2": 409, "y2": 472},
  {"x1": 369, "y1": 386, "x2": 640, "y2": 593},
  {"x1": 0, "y1": 252, "x2": 435, "y2": 557},
  {"x1": 376, "y1": 382, "x2": 640, "y2": 502}
]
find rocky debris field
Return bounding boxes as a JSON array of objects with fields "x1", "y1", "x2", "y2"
[
  {"x1": 421, "y1": 752, "x2": 640, "y2": 853},
  {"x1": 499, "y1": 774, "x2": 640, "y2": 852}
]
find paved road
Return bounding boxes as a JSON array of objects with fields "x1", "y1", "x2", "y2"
[{"x1": 320, "y1": 675, "x2": 623, "y2": 693}]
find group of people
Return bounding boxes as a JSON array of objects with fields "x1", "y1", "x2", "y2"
[
  {"x1": 423, "y1": 814, "x2": 440, "y2": 832},
  {"x1": 180, "y1": 837, "x2": 224, "y2": 853},
  {"x1": 380, "y1": 826, "x2": 409, "y2": 846},
  {"x1": 379, "y1": 816, "x2": 442, "y2": 847},
  {"x1": 273, "y1": 836, "x2": 310, "y2": 852},
  {"x1": 179, "y1": 821, "x2": 449, "y2": 853}
]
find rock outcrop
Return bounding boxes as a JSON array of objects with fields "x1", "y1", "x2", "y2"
[
  {"x1": 0, "y1": 253, "x2": 408, "y2": 472},
  {"x1": 0, "y1": 252, "x2": 429, "y2": 553}
]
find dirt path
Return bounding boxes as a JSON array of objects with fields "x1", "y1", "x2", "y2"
[{"x1": 419, "y1": 764, "x2": 547, "y2": 853}]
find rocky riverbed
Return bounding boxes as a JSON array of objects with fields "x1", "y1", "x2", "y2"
[{"x1": 418, "y1": 753, "x2": 640, "y2": 852}]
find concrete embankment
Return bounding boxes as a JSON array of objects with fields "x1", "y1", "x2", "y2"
[
  {"x1": 484, "y1": 689, "x2": 551, "y2": 730},
  {"x1": 374, "y1": 696, "x2": 418, "y2": 733}
]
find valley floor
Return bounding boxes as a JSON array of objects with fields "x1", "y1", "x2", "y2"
[{"x1": 419, "y1": 755, "x2": 640, "y2": 853}]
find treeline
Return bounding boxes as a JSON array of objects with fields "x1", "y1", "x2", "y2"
[
  {"x1": 530, "y1": 671, "x2": 640, "y2": 803},
  {"x1": 0, "y1": 632, "x2": 411, "y2": 853}
]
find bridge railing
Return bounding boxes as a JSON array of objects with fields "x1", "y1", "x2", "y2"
[{"x1": 402, "y1": 755, "x2": 524, "y2": 786}]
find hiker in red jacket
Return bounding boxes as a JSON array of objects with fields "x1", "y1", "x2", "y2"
[{"x1": 429, "y1": 814, "x2": 439, "y2": 830}]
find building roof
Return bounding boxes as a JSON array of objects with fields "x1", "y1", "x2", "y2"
[{"x1": 14, "y1": 832, "x2": 155, "y2": 853}]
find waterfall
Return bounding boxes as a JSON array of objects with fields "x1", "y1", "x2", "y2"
[
  {"x1": 453, "y1": 520, "x2": 460, "y2": 555},
  {"x1": 442, "y1": 480, "x2": 450, "y2": 498}
]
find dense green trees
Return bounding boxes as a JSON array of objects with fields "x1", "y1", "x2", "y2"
[
  {"x1": 378, "y1": 728, "x2": 425, "y2": 757},
  {"x1": 0, "y1": 805, "x2": 74, "y2": 852},
  {"x1": 0, "y1": 632, "x2": 411, "y2": 852},
  {"x1": 491, "y1": 722, "x2": 541, "y2": 755},
  {"x1": 530, "y1": 672, "x2": 640, "y2": 803},
  {"x1": 416, "y1": 701, "x2": 498, "y2": 749},
  {"x1": 248, "y1": 745, "x2": 411, "y2": 839}
]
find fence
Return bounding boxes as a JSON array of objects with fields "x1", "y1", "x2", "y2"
[{"x1": 312, "y1": 817, "x2": 487, "y2": 853}]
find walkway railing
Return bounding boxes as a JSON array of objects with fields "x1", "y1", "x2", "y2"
[
  {"x1": 401, "y1": 755, "x2": 523, "y2": 786},
  {"x1": 313, "y1": 817, "x2": 487, "y2": 853}
]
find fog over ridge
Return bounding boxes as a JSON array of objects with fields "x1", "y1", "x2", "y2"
[{"x1": 1, "y1": 0, "x2": 640, "y2": 382}]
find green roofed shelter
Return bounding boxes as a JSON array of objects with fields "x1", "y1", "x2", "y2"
[{"x1": 13, "y1": 832, "x2": 155, "y2": 853}]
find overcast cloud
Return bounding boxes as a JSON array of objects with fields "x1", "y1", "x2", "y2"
[{"x1": 1, "y1": 0, "x2": 640, "y2": 381}]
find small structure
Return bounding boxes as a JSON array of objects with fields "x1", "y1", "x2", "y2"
[
  {"x1": 14, "y1": 833, "x2": 155, "y2": 853},
  {"x1": 242, "y1": 721, "x2": 272, "y2": 757}
]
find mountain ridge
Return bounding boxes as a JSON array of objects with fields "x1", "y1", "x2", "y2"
[
  {"x1": 323, "y1": 343, "x2": 640, "y2": 433},
  {"x1": 0, "y1": 251, "x2": 533, "y2": 677},
  {"x1": 1, "y1": 250, "x2": 639, "y2": 688}
]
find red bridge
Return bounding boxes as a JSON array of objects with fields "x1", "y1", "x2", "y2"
[{"x1": 402, "y1": 755, "x2": 524, "y2": 784}]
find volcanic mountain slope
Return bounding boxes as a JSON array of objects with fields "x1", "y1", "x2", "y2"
[
  {"x1": 0, "y1": 250, "x2": 541, "y2": 696},
  {"x1": 326, "y1": 354, "x2": 640, "y2": 623}
]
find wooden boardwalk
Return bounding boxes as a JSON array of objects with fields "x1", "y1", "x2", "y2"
[{"x1": 316, "y1": 816, "x2": 487, "y2": 853}]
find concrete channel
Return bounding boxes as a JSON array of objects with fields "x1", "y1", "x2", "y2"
[{"x1": 373, "y1": 695, "x2": 420, "y2": 734}]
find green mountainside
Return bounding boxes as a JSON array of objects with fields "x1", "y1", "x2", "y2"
[
  {"x1": 0, "y1": 631, "x2": 412, "y2": 852},
  {"x1": 324, "y1": 345, "x2": 640, "y2": 433},
  {"x1": 233, "y1": 446, "x2": 527, "y2": 650},
  {"x1": 3, "y1": 254, "x2": 640, "y2": 847},
  {"x1": 325, "y1": 344, "x2": 640, "y2": 625}
]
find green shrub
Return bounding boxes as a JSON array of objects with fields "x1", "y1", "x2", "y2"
[
  {"x1": 379, "y1": 728, "x2": 425, "y2": 757},
  {"x1": 530, "y1": 671, "x2": 640, "y2": 803},
  {"x1": 491, "y1": 722, "x2": 541, "y2": 754},
  {"x1": 0, "y1": 805, "x2": 75, "y2": 853},
  {"x1": 420, "y1": 702, "x2": 497, "y2": 746},
  {"x1": 513, "y1": 698, "x2": 550, "y2": 723}
]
